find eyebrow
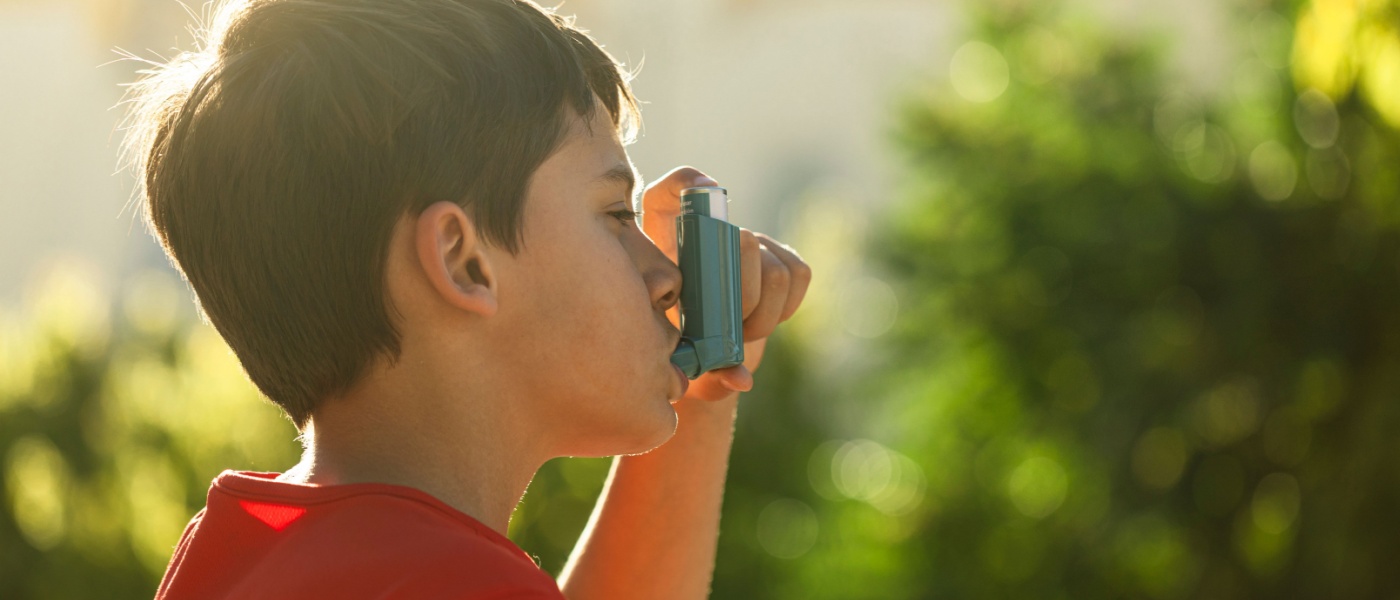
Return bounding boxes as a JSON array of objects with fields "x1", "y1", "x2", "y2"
[{"x1": 598, "y1": 163, "x2": 639, "y2": 209}]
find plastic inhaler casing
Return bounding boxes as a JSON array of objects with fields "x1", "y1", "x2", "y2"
[{"x1": 670, "y1": 187, "x2": 745, "y2": 379}]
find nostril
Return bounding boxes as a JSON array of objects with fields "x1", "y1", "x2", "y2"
[{"x1": 659, "y1": 288, "x2": 678, "y2": 308}]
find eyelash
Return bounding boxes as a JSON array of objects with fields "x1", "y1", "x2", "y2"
[{"x1": 609, "y1": 208, "x2": 641, "y2": 225}]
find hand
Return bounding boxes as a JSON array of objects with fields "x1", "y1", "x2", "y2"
[{"x1": 641, "y1": 167, "x2": 812, "y2": 402}]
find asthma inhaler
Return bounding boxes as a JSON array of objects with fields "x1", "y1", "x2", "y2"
[{"x1": 670, "y1": 186, "x2": 745, "y2": 379}]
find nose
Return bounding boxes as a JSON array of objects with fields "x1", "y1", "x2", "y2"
[{"x1": 628, "y1": 228, "x2": 682, "y2": 314}]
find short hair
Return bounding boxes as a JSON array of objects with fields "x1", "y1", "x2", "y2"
[{"x1": 122, "y1": 0, "x2": 639, "y2": 429}]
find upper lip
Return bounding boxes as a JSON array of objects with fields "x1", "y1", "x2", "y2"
[{"x1": 664, "y1": 319, "x2": 682, "y2": 353}]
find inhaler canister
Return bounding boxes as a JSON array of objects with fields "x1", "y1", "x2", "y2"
[{"x1": 670, "y1": 187, "x2": 745, "y2": 379}]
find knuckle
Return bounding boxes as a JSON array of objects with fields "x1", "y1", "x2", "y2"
[
  {"x1": 743, "y1": 285, "x2": 761, "y2": 306},
  {"x1": 740, "y1": 229, "x2": 760, "y2": 252},
  {"x1": 766, "y1": 263, "x2": 791, "y2": 288},
  {"x1": 755, "y1": 232, "x2": 785, "y2": 250},
  {"x1": 791, "y1": 261, "x2": 812, "y2": 283},
  {"x1": 743, "y1": 318, "x2": 772, "y2": 340}
]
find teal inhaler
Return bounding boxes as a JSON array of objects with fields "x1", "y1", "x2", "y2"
[{"x1": 670, "y1": 186, "x2": 745, "y2": 379}]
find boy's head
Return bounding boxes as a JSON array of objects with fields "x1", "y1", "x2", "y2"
[{"x1": 126, "y1": 0, "x2": 682, "y2": 450}]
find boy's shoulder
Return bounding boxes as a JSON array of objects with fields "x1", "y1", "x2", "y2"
[{"x1": 155, "y1": 471, "x2": 563, "y2": 600}]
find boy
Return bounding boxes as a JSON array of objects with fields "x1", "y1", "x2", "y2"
[{"x1": 124, "y1": 0, "x2": 811, "y2": 598}]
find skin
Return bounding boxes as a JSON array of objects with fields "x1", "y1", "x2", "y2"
[{"x1": 278, "y1": 102, "x2": 811, "y2": 599}]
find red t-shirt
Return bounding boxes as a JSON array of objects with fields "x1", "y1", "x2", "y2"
[{"x1": 155, "y1": 470, "x2": 566, "y2": 599}]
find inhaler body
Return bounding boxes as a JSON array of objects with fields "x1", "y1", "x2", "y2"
[{"x1": 670, "y1": 187, "x2": 745, "y2": 379}]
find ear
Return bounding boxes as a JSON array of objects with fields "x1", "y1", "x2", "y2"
[{"x1": 414, "y1": 201, "x2": 498, "y2": 317}]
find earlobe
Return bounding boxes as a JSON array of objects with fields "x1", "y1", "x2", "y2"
[{"x1": 414, "y1": 201, "x2": 498, "y2": 317}]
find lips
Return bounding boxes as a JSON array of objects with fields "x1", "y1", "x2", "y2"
[{"x1": 672, "y1": 363, "x2": 689, "y2": 396}]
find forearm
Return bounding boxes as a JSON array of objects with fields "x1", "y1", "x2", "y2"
[{"x1": 557, "y1": 393, "x2": 740, "y2": 600}]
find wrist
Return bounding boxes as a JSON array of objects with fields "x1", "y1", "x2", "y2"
[{"x1": 676, "y1": 397, "x2": 738, "y2": 443}]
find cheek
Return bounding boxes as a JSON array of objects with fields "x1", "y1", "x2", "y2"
[
  {"x1": 525, "y1": 231, "x2": 651, "y2": 356},
  {"x1": 508, "y1": 230, "x2": 674, "y2": 449},
  {"x1": 575, "y1": 244, "x2": 651, "y2": 341}
]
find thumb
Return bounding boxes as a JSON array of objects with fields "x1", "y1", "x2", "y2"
[
  {"x1": 680, "y1": 364, "x2": 754, "y2": 403},
  {"x1": 715, "y1": 364, "x2": 753, "y2": 393}
]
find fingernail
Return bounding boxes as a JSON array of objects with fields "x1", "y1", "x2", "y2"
[{"x1": 726, "y1": 372, "x2": 753, "y2": 392}]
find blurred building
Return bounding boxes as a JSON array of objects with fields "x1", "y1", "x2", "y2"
[
  {"x1": 571, "y1": 0, "x2": 952, "y2": 229},
  {"x1": 0, "y1": 0, "x2": 1228, "y2": 306},
  {"x1": 0, "y1": 0, "x2": 189, "y2": 305}
]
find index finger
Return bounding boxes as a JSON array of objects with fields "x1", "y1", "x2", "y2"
[{"x1": 641, "y1": 166, "x2": 719, "y2": 262}]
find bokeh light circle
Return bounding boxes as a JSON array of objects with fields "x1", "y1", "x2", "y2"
[{"x1": 950, "y1": 41, "x2": 1010, "y2": 103}]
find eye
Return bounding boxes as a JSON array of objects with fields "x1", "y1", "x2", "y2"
[{"x1": 608, "y1": 208, "x2": 641, "y2": 226}]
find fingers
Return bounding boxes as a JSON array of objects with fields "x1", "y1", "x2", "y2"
[
  {"x1": 739, "y1": 228, "x2": 762, "y2": 318},
  {"x1": 630, "y1": 168, "x2": 813, "y2": 402},
  {"x1": 742, "y1": 246, "x2": 791, "y2": 342},
  {"x1": 640, "y1": 166, "x2": 718, "y2": 262},
  {"x1": 735, "y1": 228, "x2": 812, "y2": 342},
  {"x1": 715, "y1": 365, "x2": 754, "y2": 393},
  {"x1": 680, "y1": 365, "x2": 753, "y2": 403},
  {"x1": 754, "y1": 233, "x2": 812, "y2": 322},
  {"x1": 642, "y1": 166, "x2": 718, "y2": 213}
]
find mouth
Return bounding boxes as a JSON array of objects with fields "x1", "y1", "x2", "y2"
[
  {"x1": 667, "y1": 325, "x2": 682, "y2": 350},
  {"x1": 664, "y1": 322, "x2": 687, "y2": 399},
  {"x1": 671, "y1": 362, "x2": 690, "y2": 398}
]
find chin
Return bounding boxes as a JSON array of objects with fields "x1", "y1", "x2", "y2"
[
  {"x1": 564, "y1": 398, "x2": 677, "y2": 458},
  {"x1": 621, "y1": 409, "x2": 679, "y2": 456}
]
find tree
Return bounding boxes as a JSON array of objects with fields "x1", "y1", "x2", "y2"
[{"x1": 810, "y1": 0, "x2": 1400, "y2": 597}]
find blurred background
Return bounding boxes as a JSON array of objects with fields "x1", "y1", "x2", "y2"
[{"x1": 3, "y1": 0, "x2": 1399, "y2": 597}]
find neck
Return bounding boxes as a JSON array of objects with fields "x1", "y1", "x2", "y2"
[{"x1": 277, "y1": 371, "x2": 546, "y2": 537}]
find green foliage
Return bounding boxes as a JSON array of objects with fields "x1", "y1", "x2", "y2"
[
  {"x1": 507, "y1": 454, "x2": 613, "y2": 574},
  {"x1": 1293, "y1": 0, "x2": 1400, "y2": 128},
  {"x1": 0, "y1": 267, "x2": 299, "y2": 599},
  {"x1": 7, "y1": 2, "x2": 1400, "y2": 598},
  {"x1": 480, "y1": 4, "x2": 1400, "y2": 598},
  {"x1": 795, "y1": 1, "x2": 1400, "y2": 598}
]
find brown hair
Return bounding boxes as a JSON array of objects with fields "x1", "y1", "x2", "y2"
[{"x1": 122, "y1": 0, "x2": 639, "y2": 429}]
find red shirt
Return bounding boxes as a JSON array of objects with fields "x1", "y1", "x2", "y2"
[{"x1": 155, "y1": 471, "x2": 566, "y2": 599}]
